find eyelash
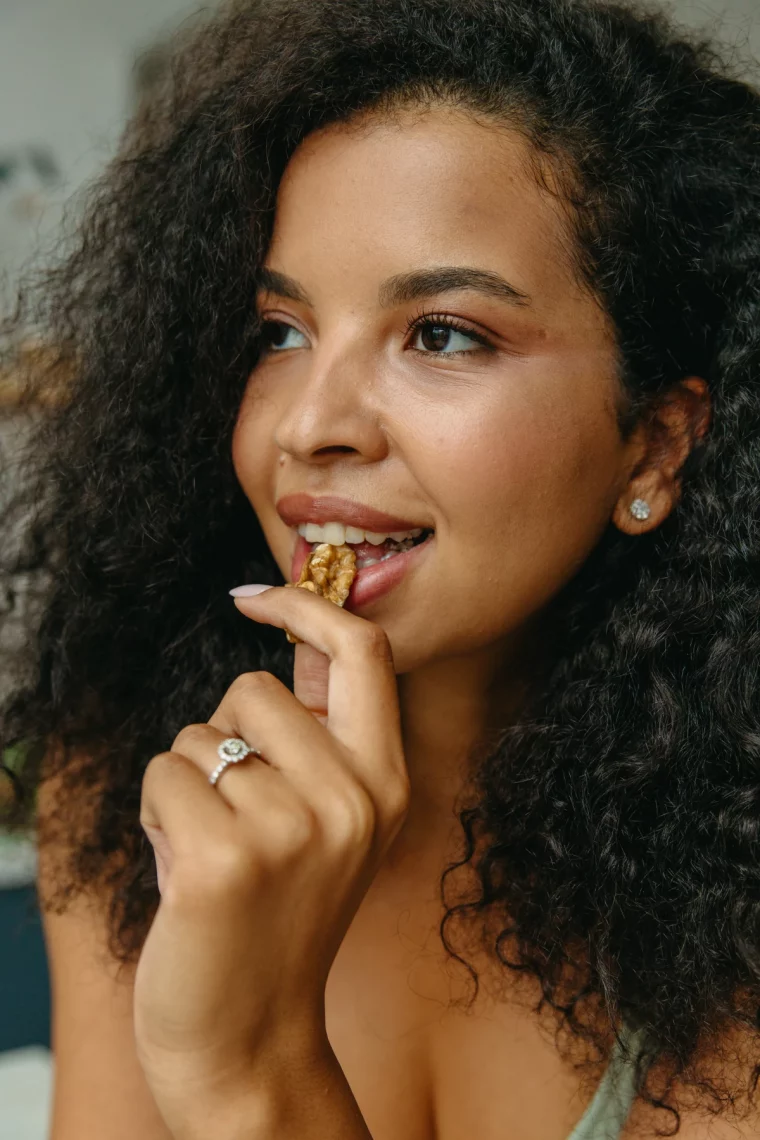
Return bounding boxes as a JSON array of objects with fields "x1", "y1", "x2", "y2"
[
  {"x1": 403, "y1": 310, "x2": 495, "y2": 356},
  {"x1": 259, "y1": 311, "x2": 496, "y2": 357}
]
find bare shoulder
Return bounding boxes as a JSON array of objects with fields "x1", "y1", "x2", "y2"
[{"x1": 38, "y1": 777, "x2": 171, "y2": 1140}]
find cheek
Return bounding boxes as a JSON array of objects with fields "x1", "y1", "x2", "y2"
[
  {"x1": 433, "y1": 390, "x2": 614, "y2": 526},
  {"x1": 420, "y1": 387, "x2": 622, "y2": 631},
  {"x1": 231, "y1": 391, "x2": 295, "y2": 578},
  {"x1": 231, "y1": 394, "x2": 274, "y2": 503}
]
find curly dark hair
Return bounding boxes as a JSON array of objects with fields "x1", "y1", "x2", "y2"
[{"x1": 2, "y1": 0, "x2": 759, "y2": 1131}]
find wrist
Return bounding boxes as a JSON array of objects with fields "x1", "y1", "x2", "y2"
[
  {"x1": 150, "y1": 1031, "x2": 370, "y2": 1140},
  {"x1": 164, "y1": 1089, "x2": 269, "y2": 1140},
  {"x1": 252, "y1": 1045, "x2": 372, "y2": 1140}
]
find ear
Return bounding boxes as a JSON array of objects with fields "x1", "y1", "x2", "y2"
[{"x1": 612, "y1": 376, "x2": 711, "y2": 535}]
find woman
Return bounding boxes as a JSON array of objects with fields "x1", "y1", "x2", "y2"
[{"x1": 2, "y1": 0, "x2": 759, "y2": 1136}]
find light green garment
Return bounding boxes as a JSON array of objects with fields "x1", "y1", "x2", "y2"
[{"x1": 567, "y1": 1026, "x2": 649, "y2": 1140}]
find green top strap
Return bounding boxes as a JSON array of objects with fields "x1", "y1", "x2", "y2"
[{"x1": 566, "y1": 1026, "x2": 649, "y2": 1140}]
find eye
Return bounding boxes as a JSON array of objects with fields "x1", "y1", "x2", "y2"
[
  {"x1": 405, "y1": 313, "x2": 494, "y2": 357},
  {"x1": 260, "y1": 319, "x2": 308, "y2": 352}
]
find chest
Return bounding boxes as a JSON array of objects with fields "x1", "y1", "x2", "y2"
[{"x1": 324, "y1": 889, "x2": 602, "y2": 1140}]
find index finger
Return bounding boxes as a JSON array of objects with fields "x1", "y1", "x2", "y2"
[{"x1": 233, "y1": 587, "x2": 404, "y2": 778}]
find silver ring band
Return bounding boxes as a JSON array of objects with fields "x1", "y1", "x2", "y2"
[{"x1": 209, "y1": 737, "x2": 260, "y2": 787}]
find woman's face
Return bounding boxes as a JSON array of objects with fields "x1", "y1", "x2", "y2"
[{"x1": 233, "y1": 107, "x2": 634, "y2": 675}]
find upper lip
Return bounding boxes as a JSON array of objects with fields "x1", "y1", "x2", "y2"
[{"x1": 276, "y1": 493, "x2": 430, "y2": 533}]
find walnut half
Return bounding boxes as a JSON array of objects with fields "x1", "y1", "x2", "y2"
[{"x1": 284, "y1": 543, "x2": 357, "y2": 644}]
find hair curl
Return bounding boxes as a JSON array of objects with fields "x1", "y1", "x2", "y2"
[{"x1": 2, "y1": 0, "x2": 760, "y2": 1131}]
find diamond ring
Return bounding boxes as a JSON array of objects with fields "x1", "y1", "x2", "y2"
[{"x1": 208, "y1": 737, "x2": 260, "y2": 788}]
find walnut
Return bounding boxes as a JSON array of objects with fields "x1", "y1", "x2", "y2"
[{"x1": 284, "y1": 543, "x2": 357, "y2": 643}]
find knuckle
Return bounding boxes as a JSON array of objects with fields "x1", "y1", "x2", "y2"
[
  {"x1": 171, "y1": 722, "x2": 208, "y2": 754},
  {"x1": 385, "y1": 778, "x2": 411, "y2": 825},
  {"x1": 139, "y1": 752, "x2": 184, "y2": 828},
  {"x1": 228, "y1": 670, "x2": 281, "y2": 702},
  {"x1": 142, "y1": 749, "x2": 179, "y2": 788},
  {"x1": 351, "y1": 624, "x2": 394, "y2": 665},
  {"x1": 327, "y1": 785, "x2": 377, "y2": 848},
  {"x1": 269, "y1": 803, "x2": 320, "y2": 859},
  {"x1": 206, "y1": 840, "x2": 256, "y2": 891}
]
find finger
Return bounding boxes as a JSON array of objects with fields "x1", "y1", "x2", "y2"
[
  {"x1": 169, "y1": 722, "x2": 290, "y2": 812},
  {"x1": 148, "y1": 736, "x2": 327, "y2": 874},
  {"x1": 141, "y1": 750, "x2": 232, "y2": 861},
  {"x1": 206, "y1": 673, "x2": 356, "y2": 804},
  {"x1": 140, "y1": 753, "x2": 275, "y2": 915},
  {"x1": 293, "y1": 642, "x2": 330, "y2": 724},
  {"x1": 232, "y1": 587, "x2": 405, "y2": 793}
]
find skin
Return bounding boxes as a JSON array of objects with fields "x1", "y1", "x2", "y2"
[{"x1": 45, "y1": 105, "x2": 742, "y2": 1140}]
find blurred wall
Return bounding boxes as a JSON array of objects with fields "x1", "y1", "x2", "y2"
[
  {"x1": 0, "y1": 0, "x2": 218, "y2": 292},
  {"x1": 0, "y1": 0, "x2": 216, "y2": 183}
]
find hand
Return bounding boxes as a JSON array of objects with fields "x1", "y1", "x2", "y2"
[{"x1": 134, "y1": 586, "x2": 410, "y2": 1136}]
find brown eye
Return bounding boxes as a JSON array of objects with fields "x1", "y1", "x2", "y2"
[
  {"x1": 408, "y1": 317, "x2": 490, "y2": 355},
  {"x1": 418, "y1": 324, "x2": 462, "y2": 352}
]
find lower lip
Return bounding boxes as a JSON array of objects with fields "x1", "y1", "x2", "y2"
[{"x1": 289, "y1": 533, "x2": 434, "y2": 610}]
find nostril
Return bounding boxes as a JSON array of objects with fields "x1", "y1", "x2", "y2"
[{"x1": 313, "y1": 445, "x2": 356, "y2": 456}]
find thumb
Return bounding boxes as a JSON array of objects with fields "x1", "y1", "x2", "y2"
[{"x1": 293, "y1": 641, "x2": 330, "y2": 724}]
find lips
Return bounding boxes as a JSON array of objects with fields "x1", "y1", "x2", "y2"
[
  {"x1": 277, "y1": 493, "x2": 429, "y2": 533},
  {"x1": 347, "y1": 532, "x2": 434, "y2": 609}
]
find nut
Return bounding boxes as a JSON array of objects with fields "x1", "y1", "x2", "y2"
[{"x1": 284, "y1": 543, "x2": 357, "y2": 643}]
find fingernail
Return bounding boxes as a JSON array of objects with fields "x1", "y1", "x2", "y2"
[{"x1": 229, "y1": 584, "x2": 275, "y2": 597}]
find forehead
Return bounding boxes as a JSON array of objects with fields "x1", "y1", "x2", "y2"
[{"x1": 269, "y1": 106, "x2": 586, "y2": 312}]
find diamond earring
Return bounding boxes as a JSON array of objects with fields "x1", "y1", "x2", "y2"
[{"x1": 630, "y1": 498, "x2": 651, "y2": 521}]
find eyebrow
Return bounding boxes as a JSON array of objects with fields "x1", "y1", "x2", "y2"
[{"x1": 256, "y1": 265, "x2": 532, "y2": 309}]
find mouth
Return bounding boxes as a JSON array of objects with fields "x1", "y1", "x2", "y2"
[{"x1": 290, "y1": 525, "x2": 435, "y2": 610}]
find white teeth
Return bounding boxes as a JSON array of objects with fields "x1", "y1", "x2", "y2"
[
  {"x1": 297, "y1": 521, "x2": 429, "y2": 545},
  {"x1": 322, "y1": 522, "x2": 346, "y2": 545},
  {"x1": 303, "y1": 523, "x2": 323, "y2": 543}
]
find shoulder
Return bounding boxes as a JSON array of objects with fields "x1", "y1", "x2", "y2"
[
  {"x1": 37, "y1": 759, "x2": 138, "y2": 1006},
  {"x1": 42, "y1": 886, "x2": 171, "y2": 1138},
  {"x1": 38, "y1": 769, "x2": 170, "y2": 1139}
]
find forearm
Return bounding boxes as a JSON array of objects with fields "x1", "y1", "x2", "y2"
[
  {"x1": 162, "y1": 1043, "x2": 373, "y2": 1140},
  {"x1": 251, "y1": 1047, "x2": 373, "y2": 1140}
]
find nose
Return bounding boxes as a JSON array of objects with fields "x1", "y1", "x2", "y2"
[{"x1": 273, "y1": 342, "x2": 388, "y2": 466}]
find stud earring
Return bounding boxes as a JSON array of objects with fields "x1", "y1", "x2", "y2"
[
  {"x1": 629, "y1": 498, "x2": 651, "y2": 521},
  {"x1": 278, "y1": 453, "x2": 286, "y2": 467}
]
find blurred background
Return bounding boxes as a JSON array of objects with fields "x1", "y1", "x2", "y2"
[{"x1": 0, "y1": 0, "x2": 757, "y2": 1137}]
